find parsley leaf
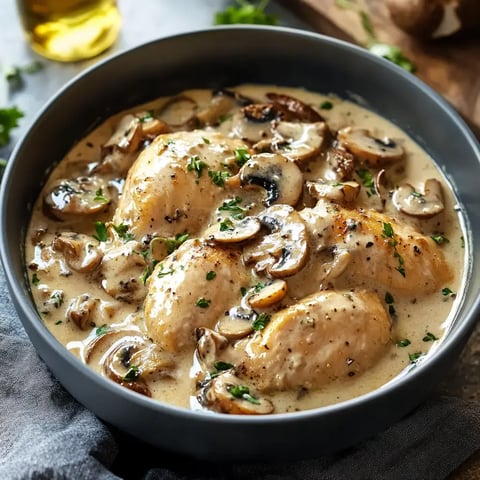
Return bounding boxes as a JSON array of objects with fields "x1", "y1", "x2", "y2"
[
  {"x1": 397, "y1": 338, "x2": 411, "y2": 347},
  {"x1": 408, "y1": 352, "x2": 423, "y2": 363},
  {"x1": 93, "y1": 221, "x2": 108, "y2": 242},
  {"x1": 0, "y1": 106, "x2": 24, "y2": 147},
  {"x1": 208, "y1": 170, "x2": 231, "y2": 188},
  {"x1": 156, "y1": 232, "x2": 189, "y2": 255},
  {"x1": 31, "y1": 273, "x2": 40, "y2": 287},
  {"x1": 356, "y1": 168, "x2": 376, "y2": 197},
  {"x1": 123, "y1": 365, "x2": 140, "y2": 382},
  {"x1": 234, "y1": 147, "x2": 251, "y2": 167},
  {"x1": 228, "y1": 384, "x2": 261, "y2": 404},
  {"x1": 252, "y1": 312, "x2": 270, "y2": 331},
  {"x1": 112, "y1": 223, "x2": 134, "y2": 242},
  {"x1": 423, "y1": 332, "x2": 438, "y2": 342},
  {"x1": 320, "y1": 101, "x2": 334, "y2": 110},
  {"x1": 95, "y1": 324, "x2": 110, "y2": 336},
  {"x1": 431, "y1": 234, "x2": 449, "y2": 245},
  {"x1": 215, "y1": 0, "x2": 278, "y2": 26},
  {"x1": 187, "y1": 155, "x2": 207, "y2": 178},
  {"x1": 93, "y1": 188, "x2": 109, "y2": 203},
  {"x1": 369, "y1": 43, "x2": 416, "y2": 73},
  {"x1": 196, "y1": 298, "x2": 211, "y2": 308},
  {"x1": 218, "y1": 197, "x2": 245, "y2": 218},
  {"x1": 206, "y1": 270, "x2": 216, "y2": 281}
]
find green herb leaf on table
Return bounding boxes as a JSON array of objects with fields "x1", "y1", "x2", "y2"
[
  {"x1": 215, "y1": 0, "x2": 278, "y2": 26},
  {"x1": 0, "y1": 106, "x2": 24, "y2": 147}
]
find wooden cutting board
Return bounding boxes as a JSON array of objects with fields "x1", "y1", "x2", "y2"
[{"x1": 279, "y1": 0, "x2": 480, "y2": 138}]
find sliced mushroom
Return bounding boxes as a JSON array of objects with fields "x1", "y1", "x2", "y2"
[
  {"x1": 320, "y1": 248, "x2": 352, "y2": 288},
  {"x1": 198, "y1": 372, "x2": 274, "y2": 415},
  {"x1": 136, "y1": 112, "x2": 171, "y2": 139},
  {"x1": 196, "y1": 89, "x2": 253, "y2": 126},
  {"x1": 337, "y1": 127, "x2": 404, "y2": 167},
  {"x1": 103, "y1": 337, "x2": 151, "y2": 397},
  {"x1": 84, "y1": 327, "x2": 140, "y2": 363},
  {"x1": 204, "y1": 216, "x2": 261, "y2": 244},
  {"x1": 248, "y1": 279, "x2": 287, "y2": 308},
  {"x1": 266, "y1": 121, "x2": 327, "y2": 162},
  {"x1": 103, "y1": 114, "x2": 143, "y2": 154},
  {"x1": 392, "y1": 178, "x2": 444, "y2": 218},
  {"x1": 66, "y1": 294, "x2": 100, "y2": 330},
  {"x1": 37, "y1": 288, "x2": 64, "y2": 315},
  {"x1": 195, "y1": 327, "x2": 229, "y2": 370},
  {"x1": 44, "y1": 176, "x2": 111, "y2": 219},
  {"x1": 243, "y1": 204, "x2": 309, "y2": 278},
  {"x1": 238, "y1": 153, "x2": 303, "y2": 207},
  {"x1": 156, "y1": 95, "x2": 198, "y2": 130},
  {"x1": 307, "y1": 180, "x2": 360, "y2": 205},
  {"x1": 216, "y1": 306, "x2": 255, "y2": 340},
  {"x1": 53, "y1": 232, "x2": 103, "y2": 273},
  {"x1": 325, "y1": 143, "x2": 356, "y2": 181},
  {"x1": 266, "y1": 92, "x2": 324, "y2": 123},
  {"x1": 101, "y1": 241, "x2": 147, "y2": 303}
]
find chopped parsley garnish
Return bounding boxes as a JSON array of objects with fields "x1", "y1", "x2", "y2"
[
  {"x1": 214, "y1": 0, "x2": 278, "y2": 26},
  {"x1": 93, "y1": 188, "x2": 109, "y2": 203},
  {"x1": 206, "y1": 270, "x2": 217, "y2": 281},
  {"x1": 0, "y1": 106, "x2": 24, "y2": 147},
  {"x1": 423, "y1": 332, "x2": 438, "y2": 342},
  {"x1": 5, "y1": 61, "x2": 43, "y2": 90},
  {"x1": 55, "y1": 320, "x2": 63, "y2": 325},
  {"x1": 240, "y1": 287, "x2": 248, "y2": 297},
  {"x1": 159, "y1": 232, "x2": 189, "y2": 255},
  {"x1": 95, "y1": 324, "x2": 110, "y2": 336},
  {"x1": 219, "y1": 218, "x2": 235, "y2": 231},
  {"x1": 408, "y1": 352, "x2": 423, "y2": 363},
  {"x1": 253, "y1": 282, "x2": 267, "y2": 293},
  {"x1": 384, "y1": 292, "x2": 396, "y2": 317},
  {"x1": 50, "y1": 291, "x2": 64, "y2": 308},
  {"x1": 157, "y1": 263, "x2": 175, "y2": 278},
  {"x1": 461, "y1": 236, "x2": 465, "y2": 248},
  {"x1": 202, "y1": 137, "x2": 211, "y2": 144},
  {"x1": 187, "y1": 155, "x2": 207, "y2": 178},
  {"x1": 208, "y1": 170, "x2": 231, "y2": 188},
  {"x1": 31, "y1": 273, "x2": 40, "y2": 286},
  {"x1": 218, "y1": 197, "x2": 245, "y2": 217},
  {"x1": 320, "y1": 101, "x2": 334, "y2": 110},
  {"x1": 431, "y1": 234, "x2": 449, "y2": 245},
  {"x1": 234, "y1": 147, "x2": 251, "y2": 167},
  {"x1": 141, "y1": 266, "x2": 151, "y2": 285},
  {"x1": 112, "y1": 223, "x2": 134, "y2": 242},
  {"x1": 139, "y1": 110, "x2": 154, "y2": 122},
  {"x1": 356, "y1": 168, "x2": 376, "y2": 197},
  {"x1": 123, "y1": 365, "x2": 140, "y2": 382},
  {"x1": 214, "y1": 361, "x2": 233, "y2": 371},
  {"x1": 252, "y1": 312, "x2": 271, "y2": 331},
  {"x1": 228, "y1": 384, "x2": 261, "y2": 404},
  {"x1": 218, "y1": 114, "x2": 232, "y2": 124},
  {"x1": 196, "y1": 298, "x2": 211, "y2": 308},
  {"x1": 397, "y1": 338, "x2": 411, "y2": 347},
  {"x1": 93, "y1": 221, "x2": 108, "y2": 242},
  {"x1": 442, "y1": 287, "x2": 455, "y2": 297},
  {"x1": 382, "y1": 222, "x2": 405, "y2": 277}
]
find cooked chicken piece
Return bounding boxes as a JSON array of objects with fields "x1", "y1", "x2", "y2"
[
  {"x1": 234, "y1": 289, "x2": 391, "y2": 392},
  {"x1": 299, "y1": 200, "x2": 452, "y2": 294},
  {"x1": 144, "y1": 239, "x2": 251, "y2": 353},
  {"x1": 112, "y1": 130, "x2": 246, "y2": 240}
]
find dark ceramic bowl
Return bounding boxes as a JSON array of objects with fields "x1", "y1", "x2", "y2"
[{"x1": 1, "y1": 27, "x2": 479, "y2": 461}]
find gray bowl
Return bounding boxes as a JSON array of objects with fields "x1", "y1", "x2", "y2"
[{"x1": 1, "y1": 26, "x2": 479, "y2": 461}]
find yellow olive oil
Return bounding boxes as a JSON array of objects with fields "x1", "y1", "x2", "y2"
[{"x1": 17, "y1": 0, "x2": 121, "y2": 62}]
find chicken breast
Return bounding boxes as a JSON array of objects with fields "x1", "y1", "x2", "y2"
[
  {"x1": 144, "y1": 239, "x2": 251, "y2": 353},
  {"x1": 299, "y1": 200, "x2": 452, "y2": 294},
  {"x1": 234, "y1": 289, "x2": 391, "y2": 392},
  {"x1": 113, "y1": 130, "x2": 246, "y2": 240}
]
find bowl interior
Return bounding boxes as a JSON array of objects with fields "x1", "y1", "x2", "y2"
[{"x1": 2, "y1": 26, "x2": 480, "y2": 460}]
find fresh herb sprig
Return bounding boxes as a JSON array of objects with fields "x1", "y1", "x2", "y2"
[
  {"x1": 0, "y1": 106, "x2": 24, "y2": 147},
  {"x1": 215, "y1": 0, "x2": 278, "y2": 26}
]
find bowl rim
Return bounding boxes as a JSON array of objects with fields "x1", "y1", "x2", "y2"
[{"x1": 1, "y1": 25, "x2": 480, "y2": 427}]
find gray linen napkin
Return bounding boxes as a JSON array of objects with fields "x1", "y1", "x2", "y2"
[{"x1": 0, "y1": 260, "x2": 479, "y2": 480}]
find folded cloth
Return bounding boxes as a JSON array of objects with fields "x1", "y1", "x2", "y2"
[{"x1": 0, "y1": 265, "x2": 479, "y2": 480}]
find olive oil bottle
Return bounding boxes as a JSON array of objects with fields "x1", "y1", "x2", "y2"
[{"x1": 16, "y1": 0, "x2": 121, "y2": 62}]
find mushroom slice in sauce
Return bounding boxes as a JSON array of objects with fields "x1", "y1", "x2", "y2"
[
  {"x1": 217, "y1": 306, "x2": 255, "y2": 340},
  {"x1": 198, "y1": 372, "x2": 274, "y2": 415},
  {"x1": 100, "y1": 241, "x2": 147, "y2": 303},
  {"x1": 52, "y1": 233, "x2": 103, "y2": 273},
  {"x1": 103, "y1": 337, "x2": 152, "y2": 397},
  {"x1": 66, "y1": 294, "x2": 100, "y2": 330},
  {"x1": 265, "y1": 92, "x2": 324, "y2": 123},
  {"x1": 337, "y1": 127, "x2": 404, "y2": 167},
  {"x1": 156, "y1": 95, "x2": 198, "y2": 130},
  {"x1": 196, "y1": 89, "x2": 253, "y2": 126},
  {"x1": 325, "y1": 144, "x2": 356, "y2": 181},
  {"x1": 307, "y1": 180, "x2": 360, "y2": 205},
  {"x1": 392, "y1": 178, "x2": 445, "y2": 218},
  {"x1": 195, "y1": 327, "x2": 229, "y2": 370},
  {"x1": 243, "y1": 204, "x2": 309, "y2": 278},
  {"x1": 238, "y1": 153, "x2": 303, "y2": 207},
  {"x1": 271, "y1": 121, "x2": 327, "y2": 162},
  {"x1": 102, "y1": 114, "x2": 143, "y2": 154},
  {"x1": 248, "y1": 279, "x2": 287, "y2": 308},
  {"x1": 204, "y1": 216, "x2": 261, "y2": 244},
  {"x1": 44, "y1": 176, "x2": 111, "y2": 219}
]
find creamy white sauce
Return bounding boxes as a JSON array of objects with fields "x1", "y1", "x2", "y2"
[{"x1": 25, "y1": 85, "x2": 466, "y2": 414}]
